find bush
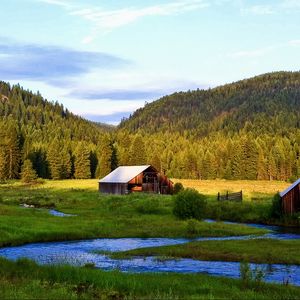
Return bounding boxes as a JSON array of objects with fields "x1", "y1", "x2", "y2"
[
  {"x1": 173, "y1": 188, "x2": 207, "y2": 220},
  {"x1": 173, "y1": 182, "x2": 184, "y2": 195},
  {"x1": 186, "y1": 219, "x2": 200, "y2": 235},
  {"x1": 270, "y1": 192, "x2": 283, "y2": 219}
]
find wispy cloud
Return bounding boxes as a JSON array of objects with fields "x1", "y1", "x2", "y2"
[
  {"x1": 36, "y1": 0, "x2": 209, "y2": 43},
  {"x1": 230, "y1": 38, "x2": 300, "y2": 59},
  {"x1": 241, "y1": 5, "x2": 275, "y2": 15},
  {"x1": 0, "y1": 41, "x2": 129, "y2": 81},
  {"x1": 37, "y1": 0, "x2": 71, "y2": 8},
  {"x1": 230, "y1": 46, "x2": 275, "y2": 58},
  {"x1": 240, "y1": 0, "x2": 300, "y2": 16},
  {"x1": 67, "y1": 89, "x2": 165, "y2": 101},
  {"x1": 289, "y1": 39, "x2": 300, "y2": 46}
]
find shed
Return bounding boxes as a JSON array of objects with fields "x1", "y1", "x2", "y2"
[
  {"x1": 279, "y1": 178, "x2": 300, "y2": 214},
  {"x1": 99, "y1": 165, "x2": 173, "y2": 195}
]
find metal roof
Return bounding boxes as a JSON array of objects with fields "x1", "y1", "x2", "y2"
[
  {"x1": 99, "y1": 165, "x2": 151, "y2": 183},
  {"x1": 279, "y1": 178, "x2": 300, "y2": 197}
]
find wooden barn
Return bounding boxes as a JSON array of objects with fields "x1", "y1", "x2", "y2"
[
  {"x1": 99, "y1": 165, "x2": 173, "y2": 195},
  {"x1": 280, "y1": 178, "x2": 300, "y2": 214}
]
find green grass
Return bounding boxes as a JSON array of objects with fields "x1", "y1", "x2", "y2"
[
  {"x1": 0, "y1": 257, "x2": 299, "y2": 300},
  {"x1": 0, "y1": 183, "x2": 268, "y2": 247},
  {"x1": 110, "y1": 239, "x2": 300, "y2": 265}
]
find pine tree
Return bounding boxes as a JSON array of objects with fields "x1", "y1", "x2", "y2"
[
  {"x1": 129, "y1": 135, "x2": 146, "y2": 165},
  {"x1": 47, "y1": 139, "x2": 62, "y2": 180},
  {"x1": 6, "y1": 124, "x2": 20, "y2": 179},
  {"x1": 74, "y1": 142, "x2": 91, "y2": 179},
  {"x1": 21, "y1": 159, "x2": 37, "y2": 183},
  {"x1": 97, "y1": 137, "x2": 112, "y2": 178}
]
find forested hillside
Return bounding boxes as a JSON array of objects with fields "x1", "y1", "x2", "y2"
[
  {"x1": 119, "y1": 72, "x2": 300, "y2": 181},
  {"x1": 120, "y1": 72, "x2": 300, "y2": 136},
  {"x1": 0, "y1": 81, "x2": 116, "y2": 180},
  {"x1": 1, "y1": 72, "x2": 300, "y2": 182}
]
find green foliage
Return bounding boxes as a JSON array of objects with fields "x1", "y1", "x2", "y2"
[
  {"x1": 270, "y1": 192, "x2": 283, "y2": 219},
  {"x1": 173, "y1": 182, "x2": 184, "y2": 194},
  {"x1": 74, "y1": 143, "x2": 91, "y2": 179},
  {"x1": 21, "y1": 159, "x2": 37, "y2": 183},
  {"x1": 173, "y1": 188, "x2": 207, "y2": 220},
  {"x1": 186, "y1": 219, "x2": 200, "y2": 235},
  {"x1": 240, "y1": 262, "x2": 265, "y2": 290}
]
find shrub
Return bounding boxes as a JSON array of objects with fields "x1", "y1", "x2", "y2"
[
  {"x1": 270, "y1": 192, "x2": 283, "y2": 219},
  {"x1": 186, "y1": 219, "x2": 200, "y2": 235},
  {"x1": 173, "y1": 182, "x2": 184, "y2": 195},
  {"x1": 173, "y1": 188, "x2": 207, "y2": 220}
]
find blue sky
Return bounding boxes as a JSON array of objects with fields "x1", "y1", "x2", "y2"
[{"x1": 0, "y1": 0, "x2": 300, "y2": 124}]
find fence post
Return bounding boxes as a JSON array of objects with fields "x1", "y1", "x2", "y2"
[
  {"x1": 240, "y1": 190, "x2": 243, "y2": 201},
  {"x1": 217, "y1": 192, "x2": 220, "y2": 201},
  {"x1": 226, "y1": 191, "x2": 229, "y2": 200}
]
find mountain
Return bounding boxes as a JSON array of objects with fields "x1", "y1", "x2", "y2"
[
  {"x1": 0, "y1": 81, "x2": 112, "y2": 180},
  {"x1": 117, "y1": 72, "x2": 300, "y2": 181},
  {"x1": 1, "y1": 72, "x2": 300, "y2": 182},
  {"x1": 120, "y1": 71, "x2": 300, "y2": 137}
]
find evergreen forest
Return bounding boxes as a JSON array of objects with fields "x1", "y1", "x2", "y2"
[{"x1": 1, "y1": 71, "x2": 300, "y2": 181}]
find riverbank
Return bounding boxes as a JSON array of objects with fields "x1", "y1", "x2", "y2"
[
  {"x1": 0, "y1": 257, "x2": 299, "y2": 300},
  {"x1": 110, "y1": 239, "x2": 300, "y2": 265}
]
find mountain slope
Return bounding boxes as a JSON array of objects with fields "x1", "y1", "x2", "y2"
[
  {"x1": 120, "y1": 71, "x2": 300, "y2": 137},
  {"x1": 0, "y1": 81, "x2": 112, "y2": 180}
]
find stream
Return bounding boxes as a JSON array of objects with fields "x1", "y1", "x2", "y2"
[{"x1": 1, "y1": 220, "x2": 300, "y2": 286}]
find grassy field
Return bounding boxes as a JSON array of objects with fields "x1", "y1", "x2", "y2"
[
  {"x1": 0, "y1": 180, "x2": 269, "y2": 247},
  {"x1": 174, "y1": 179, "x2": 289, "y2": 201},
  {"x1": 0, "y1": 179, "x2": 297, "y2": 299},
  {"x1": 110, "y1": 239, "x2": 300, "y2": 265},
  {"x1": 0, "y1": 257, "x2": 299, "y2": 300}
]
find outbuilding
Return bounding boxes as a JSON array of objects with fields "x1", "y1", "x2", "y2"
[
  {"x1": 99, "y1": 165, "x2": 173, "y2": 195},
  {"x1": 280, "y1": 178, "x2": 300, "y2": 214}
]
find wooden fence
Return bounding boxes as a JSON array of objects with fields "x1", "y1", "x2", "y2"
[{"x1": 217, "y1": 191, "x2": 243, "y2": 202}]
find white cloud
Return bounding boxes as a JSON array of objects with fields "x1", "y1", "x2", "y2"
[
  {"x1": 37, "y1": 0, "x2": 71, "y2": 8},
  {"x1": 64, "y1": 98, "x2": 143, "y2": 116},
  {"x1": 36, "y1": 0, "x2": 209, "y2": 43},
  {"x1": 241, "y1": 5, "x2": 275, "y2": 15},
  {"x1": 289, "y1": 39, "x2": 300, "y2": 46},
  {"x1": 230, "y1": 47, "x2": 273, "y2": 58}
]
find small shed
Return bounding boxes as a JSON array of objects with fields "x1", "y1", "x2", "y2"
[
  {"x1": 280, "y1": 178, "x2": 300, "y2": 214},
  {"x1": 99, "y1": 165, "x2": 173, "y2": 195}
]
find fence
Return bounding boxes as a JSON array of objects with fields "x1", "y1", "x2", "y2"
[{"x1": 217, "y1": 191, "x2": 243, "y2": 202}]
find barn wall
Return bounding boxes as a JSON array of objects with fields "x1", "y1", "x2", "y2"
[
  {"x1": 99, "y1": 183, "x2": 128, "y2": 195},
  {"x1": 282, "y1": 183, "x2": 300, "y2": 214}
]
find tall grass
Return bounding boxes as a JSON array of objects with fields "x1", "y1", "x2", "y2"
[{"x1": 0, "y1": 257, "x2": 299, "y2": 299}]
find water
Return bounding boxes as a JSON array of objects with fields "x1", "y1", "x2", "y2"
[
  {"x1": 20, "y1": 205, "x2": 76, "y2": 217},
  {"x1": 48, "y1": 209, "x2": 76, "y2": 217},
  {"x1": 1, "y1": 221, "x2": 300, "y2": 286}
]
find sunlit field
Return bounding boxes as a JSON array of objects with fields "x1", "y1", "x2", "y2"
[{"x1": 174, "y1": 179, "x2": 290, "y2": 201}]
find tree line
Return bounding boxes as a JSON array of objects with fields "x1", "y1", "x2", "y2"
[{"x1": 1, "y1": 73, "x2": 300, "y2": 182}]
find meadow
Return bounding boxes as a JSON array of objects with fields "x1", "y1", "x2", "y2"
[
  {"x1": 0, "y1": 179, "x2": 298, "y2": 299},
  {"x1": 0, "y1": 180, "x2": 268, "y2": 248}
]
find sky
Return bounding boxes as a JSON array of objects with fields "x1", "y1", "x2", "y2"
[{"x1": 0, "y1": 0, "x2": 300, "y2": 125}]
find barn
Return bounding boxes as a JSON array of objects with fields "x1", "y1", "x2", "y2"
[
  {"x1": 280, "y1": 178, "x2": 300, "y2": 214},
  {"x1": 99, "y1": 165, "x2": 173, "y2": 195}
]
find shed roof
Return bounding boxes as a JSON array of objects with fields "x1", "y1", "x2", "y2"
[
  {"x1": 280, "y1": 178, "x2": 300, "y2": 197},
  {"x1": 99, "y1": 165, "x2": 152, "y2": 183}
]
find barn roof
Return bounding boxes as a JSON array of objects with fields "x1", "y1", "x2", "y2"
[
  {"x1": 280, "y1": 178, "x2": 300, "y2": 197},
  {"x1": 99, "y1": 165, "x2": 152, "y2": 183}
]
